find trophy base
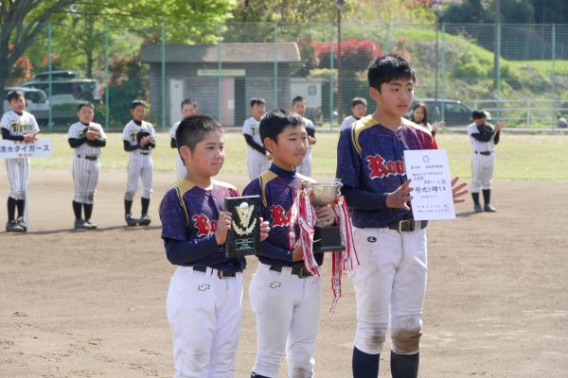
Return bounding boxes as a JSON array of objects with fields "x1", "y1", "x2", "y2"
[{"x1": 313, "y1": 225, "x2": 344, "y2": 253}]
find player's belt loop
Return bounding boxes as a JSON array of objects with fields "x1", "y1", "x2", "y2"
[{"x1": 474, "y1": 151, "x2": 492, "y2": 156}]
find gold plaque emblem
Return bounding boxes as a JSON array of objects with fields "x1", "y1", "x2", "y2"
[{"x1": 232, "y1": 201, "x2": 255, "y2": 236}]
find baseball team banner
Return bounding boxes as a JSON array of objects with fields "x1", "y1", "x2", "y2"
[
  {"x1": 404, "y1": 149, "x2": 456, "y2": 221},
  {"x1": 0, "y1": 139, "x2": 52, "y2": 159}
]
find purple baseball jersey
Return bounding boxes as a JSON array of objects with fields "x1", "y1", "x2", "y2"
[
  {"x1": 336, "y1": 115, "x2": 438, "y2": 228},
  {"x1": 243, "y1": 164, "x2": 321, "y2": 268},
  {"x1": 159, "y1": 179, "x2": 245, "y2": 272}
]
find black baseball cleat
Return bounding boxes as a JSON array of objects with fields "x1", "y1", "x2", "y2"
[
  {"x1": 474, "y1": 204, "x2": 483, "y2": 213},
  {"x1": 484, "y1": 204, "x2": 497, "y2": 212},
  {"x1": 125, "y1": 213, "x2": 139, "y2": 227},
  {"x1": 6, "y1": 220, "x2": 25, "y2": 232},
  {"x1": 16, "y1": 217, "x2": 27, "y2": 232},
  {"x1": 139, "y1": 214, "x2": 151, "y2": 226}
]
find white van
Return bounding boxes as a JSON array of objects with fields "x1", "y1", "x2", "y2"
[
  {"x1": 20, "y1": 71, "x2": 100, "y2": 123},
  {"x1": 3, "y1": 87, "x2": 50, "y2": 125}
]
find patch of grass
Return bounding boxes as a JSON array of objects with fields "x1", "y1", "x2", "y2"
[{"x1": 29, "y1": 131, "x2": 568, "y2": 181}]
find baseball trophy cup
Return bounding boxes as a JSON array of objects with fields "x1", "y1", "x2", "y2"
[
  {"x1": 307, "y1": 182, "x2": 345, "y2": 253},
  {"x1": 224, "y1": 195, "x2": 262, "y2": 258}
]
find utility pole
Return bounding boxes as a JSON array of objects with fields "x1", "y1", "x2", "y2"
[
  {"x1": 336, "y1": 0, "x2": 344, "y2": 122},
  {"x1": 493, "y1": 0, "x2": 500, "y2": 91}
]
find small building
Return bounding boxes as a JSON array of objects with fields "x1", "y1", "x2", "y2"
[{"x1": 141, "y1": 42, "x2": 301, "y2": 127}]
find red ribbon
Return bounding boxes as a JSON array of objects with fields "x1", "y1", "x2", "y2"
[
  {"x1": 329, "y1": 195, "x2": 359, "y2": 312},
  {"x1": 289, "y1": 184, "x2": 320, "y2": 276}
]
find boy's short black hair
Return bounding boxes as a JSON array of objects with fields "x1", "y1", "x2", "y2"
[
  {"x1": 250, "y1": 98, "x2": 266, "y2": 107},
  {"x1": 260, "y1": 109, "x2": 305, "y2": 147},
  {"x1": 77, "y1": 101, "x2": 95, "y2": 112},
  {"x1": 351, "y1": 97, "x2": 368, "y2": 107},
  {"x1": 176, "y1": 115, "x2": 223, "y2": 153},
  {"x1": 292, "y1": 96, "x2": 306, "y2": 105},
  {"x1": 367, "y1": 54, "x2": 416, "y2": 91},
  {"x1": 181, "y1": 98, "x2": 196, "y2": 108},
  {"x1": 7, "y1": 90, "x2": 24, "y2": 102},
  {"x1": 472, "y1": 109, "x2": 487, "y2": 120},
  {"x1": 130, "y1": 99, "x2": 147, "y2": 110}
]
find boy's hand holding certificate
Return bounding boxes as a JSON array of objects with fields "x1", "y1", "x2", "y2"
[{"x1": 404, "y1": 149, "x2": 456, "y2": 221}]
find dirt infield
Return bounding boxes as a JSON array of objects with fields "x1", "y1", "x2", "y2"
[{"x1": 1, "y1": 169, "x2": 567, "y2": 378}]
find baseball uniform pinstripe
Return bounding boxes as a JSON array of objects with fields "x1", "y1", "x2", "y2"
[
  {"x1": 1, "y1": 110, "x2": 39, "y2": 200},
  {"x1": 243, "y1": 116, "x2": 270, "y2": 180},
  {"x1": 169, "y1": 121, "x2": 186, "y2": 181},
  {"x1": 68, "y1": 122, "x2": 106, "y2": 204},
  {"x1": 123, "y1": 120, "x2": 156, "y2": 201},
  {"x1": 467, "y1": 122, "x2": 497, "y2": 193}
]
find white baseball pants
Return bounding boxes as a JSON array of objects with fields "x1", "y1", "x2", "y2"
[
  {"x1": 470, "y1": 153, "x2": 495, "y2": 193},
  {"x1": 351, "y1": 227, "x2": 427, "y2": 355},
  {"x1": 72, "y1": 157, "x2": 99, "y2": 204},
  {"x1": 249, "y1": 263, "x2": 321, "y2": 378},
  {"x1": 167, "y1": 266, "x2": 243, "y2": 378},
  {"x1": 5, "y1": 158, "x2": 29, "y2": 200},
  {"x1": 125, "y1": 153, "x2": 153, "y2": 200}
]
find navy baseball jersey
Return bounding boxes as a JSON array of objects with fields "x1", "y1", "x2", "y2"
[
  {"x1": 336, "y1": 115, "x2": 437, "y2": 228},
  {"x1": 243, "y1": 164, "x2": 318, "y2": 268},
  {"x1": 159, "y1": 179, "x2": 245, "y2": 273}
]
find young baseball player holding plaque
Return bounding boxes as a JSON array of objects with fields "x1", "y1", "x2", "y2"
[
  {"x1": 160, "y1": 115, "x2": 269, "y2": 378},
  {"x1": 336, "y1": 54, "x2": 467, "y2": 378}
]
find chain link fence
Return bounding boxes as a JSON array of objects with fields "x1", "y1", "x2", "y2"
[{"x1": 3, "y1": 22, "x2": 568, "y2": 132}]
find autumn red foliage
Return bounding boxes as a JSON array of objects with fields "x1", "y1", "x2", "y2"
[{"x1": 312, "y1": 38, "x2": 383, "y2": 70}]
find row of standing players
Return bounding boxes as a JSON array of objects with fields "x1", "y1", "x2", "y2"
[
  {"x1": 1, "y1": 93, "x2": 329, "y2": 232},
  {"x1": 158, "y1": 54, "x2": 472, "y2": 378}
]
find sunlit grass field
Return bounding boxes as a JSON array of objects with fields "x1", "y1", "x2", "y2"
[{"x1": 29, "y1": 130, "x2": 568, "y2": 181}]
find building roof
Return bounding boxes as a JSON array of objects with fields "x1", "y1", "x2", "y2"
[{"x1": 141, "y1": 42, "x2": 301, "y2": 64}]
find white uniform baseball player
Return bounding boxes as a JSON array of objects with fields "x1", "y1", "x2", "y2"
[
  {"x1": 169, "y1": 121, "x2": 186, "y2": 181},
  {"x1": 467, "y1": 110, "x2": 504, "y2": 213},
  {"x1": 1, "y1": 90, "x2": 39, "y2": 232},
  {"x1": 290, "y1": 96, "x2": 316, "y2": 177},
  {"x1": 243, "y1": 98, "x2": 269, "y2": 180},
  {"x1": 296, "y1": 117, "x2": 314, "y2": 176},
  {"x1": 340, "y1": 115, "x2": 357, "y2": 132},
  {"x1": 68, "y1": 102, "x2": 106, "y2": 229},
  {"x1": 340, "y1": 97, "x2": 368, "y2": 132},
  {"x1": 169, "y1": 98, "x2": 198, "y2": 181},
  {"x1": 123, "y1": 100, "x2": 156, "y2": 226}
]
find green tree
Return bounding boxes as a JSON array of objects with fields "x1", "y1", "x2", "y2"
[
  {"x1": 232, "y1": 0, "x2": 357, "y2": 23},
  {"x1": 0, "y1": 0, "x2": 78, "y2": 91},
  {"x1": 346, "y1": 0, "x2": 437, "y2": 25},
  {"x1": 439, "y1": 0, "x2": 492, "y2": 23}
]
